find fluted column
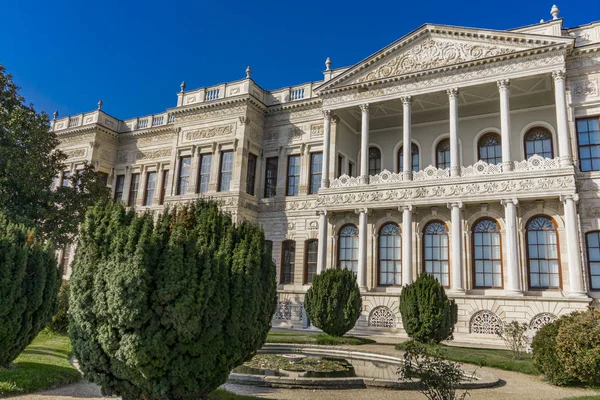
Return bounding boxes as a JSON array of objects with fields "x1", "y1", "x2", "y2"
[
  {"x1": 400, "y1": 205, "x2": 413, "y2": 286},
  {"x1": 448, "y1": 202, "x2": 464, "y2": 293},
  {"x1": 356, "y1": 207, "x2": 368, "y2": 289},
  {"x1": 317, "y1": 210, "x2": 328, "y2": 274},
  {"x1": 498, "y1": 80, "x2": 513, "y2": 171},
  {"x1": 561, "y1": 194, "x2": 586, "y2": 296},
  {"x1": 553, "y1": 70, "x2": 572, "y2": 167},
  {"x1": 501, "y1": 199, "x2": 522, "y2": 295},
  {"x1": 321, "y1": 110, "x2": 332, "y2": 188},
  {"x1": 359, "y1": 104, "x2": 370, "y2": 184},
  {"x1": 447, "y1": 88, "x2": 460, "y2": 177},
  {"x1": 401, "y1": 96, "x2": 413, "y2": 180}
]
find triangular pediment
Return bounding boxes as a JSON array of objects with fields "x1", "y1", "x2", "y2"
[{"x1": 317, "y1": 24, "x2": 573, "y2": 93}]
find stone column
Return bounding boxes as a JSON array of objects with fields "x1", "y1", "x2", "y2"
[
  {"x1": 447, "y1": 88, "x2": 460, "y2": 177},
  {"x1": 401, "y1": 96, "x2": 413, "y2": 180},
  {"x1": 188, "y1": 146, "x2": 200, "y2": 193},
  {"x1": 317, "y1": 210, "x2": 328, "y2": 274},
  {"x1": 498, "y1": 79, "x2": 513, "y2": 171},
  {"x1": 321, "y1": 110, "x2": 332, "y2": 188},
  {"x1": 400, "y1": 205, "x2": 413, "y2": 286},
  {"x1": 136, "y1": 165, "x2": 147, "y2": 207},
  {"x1": 553, "y1": 70, "x2": 572, "y2": 167},
  {"x1": 501, "y1": 199, "x2": 522, "y2": 295},
  {"x1": 359, "y1": 104, "x2": 370, "y2": 184},
  {"x1": 448, "y1": 202, "x2": 464, "y2": 293},
  {"x1": 356, "y1": 207, "x2": 368, "y2": 289},
  {"x1": 561, "y1": 194, "x2": 586, "y2": 296},
  {"x1": 153, "y1": 164, "x2": 165, "y2": 204}
]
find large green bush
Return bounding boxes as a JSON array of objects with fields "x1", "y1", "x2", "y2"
[
  {"x1": 69, "y1": 200, "x2": 277, "y2": 400},
  {"x1": 531, "y1": 317, "x2": 577, "y2": 386},
  {"x1": 47, "y1": 280, "x2": 70, "y2": 334},
  {"x1": 399, "y1": 273, "x2": 457, "y2": 343},
  {"x1": 0, "y1": 214, "x2": 61, "y2": 368},
  {"x1": 304, "y1": 268, "x2": 362, "y2": 337}
]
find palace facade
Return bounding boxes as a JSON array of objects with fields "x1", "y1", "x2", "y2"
[{"x1": 54, "y1": 6, "x2": 600, "y2": 342}]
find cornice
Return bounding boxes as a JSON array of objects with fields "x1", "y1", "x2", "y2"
[
  {"x1": 169, "y1": 94, "x2": 266, "y2": 117},
  {"x1": 266, "y1": 98, "x2": 322, "y2": 114},
  {"x1": 55, "y1": 124, "x2": 119, "y2": 139},
  {"x1": 568, "y1": 43, "x2": 600, "y2": 58},
  {"x1": 119, "y1": 125, "x2": 175, "y2": 140}
]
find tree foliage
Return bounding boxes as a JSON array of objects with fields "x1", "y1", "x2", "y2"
[
  {"x1": 0, "y1": 214, "x2": 61, "y2": 368},
  {"x1": 47, "y1": 280, "x2": 70, "y2": 334},
  {"x1": 399, "y1": 273, "x2": 458, "y2": 344},
  {"x1": 0, "y1": 64, "x2": 110, "y2": 247},
  {"x1": 304, "y1": 268, "x2": 362, "y2": 337},
  {"x1": 69, "y1": 200, "x2": 277, "y2": 400}
]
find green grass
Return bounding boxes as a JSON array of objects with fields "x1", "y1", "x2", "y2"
[
  {"x1": 266, "y1": 330, "x2": 375, "y2": 345},
  {"x1": 209, "y1": 389, "x2": 261, "y2": 399},
  {"x1": 395, "y1": 341, "x2": 538, "y2": 375},
  {"x1": 0, "y1": 331, "x2": 81, "y2": 397}
]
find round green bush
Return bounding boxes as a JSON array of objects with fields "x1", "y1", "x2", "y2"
[
  {"x1": 0, "y1": 214, "x2": 61, "y2": 367},
  {"x1": 304, "y1": 268, "x2": 362, "y2": 337},
  {"x1": 48, "y1": 280, "x2": 69, "y2": 333},
  {"x1": 398, "y1": 273, "x2": 457, "y2": 343},
  {"x1": 531, "y1": 317, "x2": 578, "y2": 386},
  {"x1": 69, "y1": 200, "x2": 277, "y2": 400}
]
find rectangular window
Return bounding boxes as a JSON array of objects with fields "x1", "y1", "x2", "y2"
[
  {"x1": 338, "y1": 154, "x2": 344, "y2": 178},
  {"x1": 264, "y1": 157, "x2": 278, "y2": 198},
  {"x1": 577, "y1": 117, "x2": 600, "y2": 172},
  {"x1": 309, "y1": 152, "x2": 323, "y2": 194},
  {"x1": 62, "y1": 171, "x2": 71, "y2": 187},
  {"x1": 197, "y1": 154, "x2": 212, "y2": 193},
  {"x1": 114, "y1": 174, "x2": 125, "y2": 201},
  {"x1": 246, "y1": 153, "x2": 257, "y2": 195},
  {"x1": 128, "y1": 173, "x2": 140, "y2": 206},
  {"x1": 159, "y1": 170, "x2": 169, "y2": 205},
  {"x1": 98, "y1": 172, "x2": 109, "y2": 186},
  {"x1": 218, "y1": 151, "x2": 234, "y2": 192},
  {"x1": 281, "y1": 240, "x2": 296, "y2": 284},
  {"x1": 286, "y1": 155, "x2": 301, "y2": 196},
  {"x1": 587, "y1": 231, "x2": 600, "y2": 290},
  {"x1": 177, "y1": 156, "x2": 191, "y2": 195},
  {"x1": 144, "y1": 172, "x2": 156, "y2": 206},
  {"x1": 305, "y1": 240, "x2": 318, "y2": 284},
  {"x1": 348, "y1": 162, "x2": 355, "y2": 177}
]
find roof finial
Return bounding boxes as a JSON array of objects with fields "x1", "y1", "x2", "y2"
[
  {"x1": 180, "y1": 81, "x2": 186, "y2": 93},
  {"x1": 550, "y1": 4, "x2": 560, "y2": 20},
  {"x1": 325, "y1": 57, "x2": 332, "y2": 71},
  {"x1": 246, "y1": 65, "x2": 252, "y2": 78},
  {"x1": 97, "y1": 99, "x2": 103, "y2": 110},
  {"x1": 540, "y1": 19, "x2": 545, "y2": 23},
  {"x1": 53, "y1": 110, "x2": 58, "y2": 120}
]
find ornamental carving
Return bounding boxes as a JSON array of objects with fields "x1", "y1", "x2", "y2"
[
  {"x1": 513, "y1": 155, "x2": 560, "y2": 171},
  {"x1": 470, "y1": 310, "x2": 502, "y2": 335},
  {"x1": 135, "y1": 148, "x2": 172, "y2": 161},
  {"x1": 369, "y1": 169, "x2": 404, "y2": 184},
  {"x1": 330, "y1": 174, "x2": 362, "y2": 188},
  {"x1": 413, "y1": 165, "x2": 450, "y2": 180},
  {"x1": 288, "y1": 127, "x2": 304, "y2": 141},
  {"x1": 185, "y1": 124, "x2": 234, "y2": 140},
  {"x1": 274, "y1": 301, "x2": 292, "y2": 320},
  {"x1": 461, "y1": 160, "x2": 503, "y2": 176},
  {"x1": 116, "y1": 151, "x2": 129, "y2": 164},
  {"x1": 571, "y1": 80, "x2": 598, "y2": 99},
  {"x1": 138, "y1": 133, "x2": 173, "y2": 143},
  {"x1": 309, "y1": 221, "x2": 318, "y2": 230},
  {"x1": 529, "y1": 313, "x2": 557, "y2": 331},
  {"x1": 310, "y1": 123, "x2": 324, "y2": 138},
  {"x1": 356, "y1": 39, "x2": 516, "y2": 83},
  {"x1": 369, "y1": 306, "x2": 396, "y2": 328},
  {"x1": 63, "y1": 148, "x2": 86, "y2": 159},
  {"x1": 177, "y1": 105, "x2": 245, "y2": 123}
]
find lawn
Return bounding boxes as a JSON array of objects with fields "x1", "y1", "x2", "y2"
[
  {"x1": 210, "y1": 389, "x2": 261, "y2": 399},
  {"x1": 0, "y1": 331, "x2": 81, "y2": 397},
  {"x1": 266, "y1": 330, "x2": 375, "y2": 345},
  {"x1": 395, "y1": 341, "x2": 538, "y2": 375}
]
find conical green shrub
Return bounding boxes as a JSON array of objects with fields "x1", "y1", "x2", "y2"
[{"x1": 68, "y1": 200, "x2": 276, "y2": 400}]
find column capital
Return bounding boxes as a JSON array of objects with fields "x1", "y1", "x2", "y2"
[
  {"x1": 552, "y1": 70, "x2": 567, "y2": 82},
  {"x1": 354, "y1": 207, "x2": 370, "y2": 215},
  {"x1": 560, "y1": 194, "x2": 579, "y2": 203},
  {"x1": 447, "y1": 201, "x2": 464, "y2": 210},
  {"x1": 359, "y1": 103, "x2": 370, "y2": 113},
  {"x1": 398, "y1": 205, "x2": 413, "y2": 212},
  {"x1": 331, "y1": 115, "x2": 340, "y2": 124},
  {"x1": 446, "y1": 87, "x2": 460, "y2": 98},
  {"x1": 497, "y1": 79, "x2": 510, "y2": 89},
  {"x1": 238, "y1": 116, "x2": 250, "y2": 125},
  {"x1": 400, "y1": 95, "x2": 412, "y2": 106},
  {"x1": 316, "y1": 210, "x2": 328, "y2": 217},
  {"x1": 500, "y1": 198, "x2": 519, "y2": 207},
  {"x1": 322, "y1": 109, "x2": 332, "y2": 119}
]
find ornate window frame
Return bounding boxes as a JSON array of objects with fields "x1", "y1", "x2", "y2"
[
  {"x1": 472, "y1": 217, "x2": 504, "y2": 289},
  {"x1": 378, "y1": 222, "x2": 402, "y2": 286},
  {"x1": 338, "y1": 224, "x2": 359, "y2": 273},
  {"x1": 519, "y1": 122, "x2": 557, "y2": 160},
  {"x1": 422, "y1": 220, "x2": 450, "y2": 287},
  {"x1": 525, "y1": 215, "x2": 562, "y2": 290},
  {"x1": 477, "y1": 132, "x2": 503, "y2": 165}
]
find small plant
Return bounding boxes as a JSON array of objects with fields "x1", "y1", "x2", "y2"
[
  {"x1": 304, "y1": 268, "x2": 362, "y2": 337},
  {"x1": 497, "y1": 321, "x2": 529, "y2": 359},
  {"x1": 397, "y1": 341, "x2": 474, "y2": 400},
  {"x1": 399, "y1": 273, "x2": 458, "y2": 343}
]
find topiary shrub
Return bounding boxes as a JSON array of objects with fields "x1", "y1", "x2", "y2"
[
  {"x1": 47, "y1": 280, "x2": 70, "y2": 334},
  {"x1": 0, "y1": 214, "x2": 61, "y2": 368},
  {"x1": 304, "y1": 268, "x2": 362, "y2": 337},
  {"x1": 69, "y1": 200, "x2": 277, "y2": 400},
  {"x1": 399, "y1": 273, "x2": 458, "y2": 343},
  {"x1": 532, "y1": 316, "x2": 579, "y2": 386}
]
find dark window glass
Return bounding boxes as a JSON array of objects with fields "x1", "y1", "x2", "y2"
[
  {"x1": 144, "y1": 172, "x2": 156, "y2": 206},
  {"x1": 286, "y1": 155, "x2": 301, "y2": 196},
  {"x1": 436, "y1": 139, "x2": 451, "y2": 169},
  {"x1": 586, "y1": 231, "x2": 600, "y2": 290},
  {"x1": 478, "y1": 133, "x2": 502, "y2": 165},
  {"x1": 473, "y1": 219, "x2": 502, "y2": 288},
  {"x1": 198, "y1": 154, "x2": 212, "y2": 193},
  {"x1": 128, "y1": 173, "x2": 140, "y2": 206},
  {"x1": 338, "y1": 154, "x2": 344, "y2": 177},
  {"x1": 264, "y1": 157, "x2": 278, "y2": 198},
  {"x1": 423, "y1": 221, "x2": 449, "y2": 287},
  {"x1": 348, "y1": 162, "x2": 354, "y2": 177},
  {"x1": 281, "y1": 240, "x2": 296, "y2": 284},
  {"x1": 305, "y1": 240, "x2": 318, "y2": 284},
  {"x1": 338, "y1": 224, "x2": 359, "y2": 274},
  {"x1": 98, "y1": 172, "x2": 109, "y2": 186},
  {"x1": 114, "y1": 174, "x2": 125, "y2": 201},
  {"x1": 246, "y1": 153, "x2": 257, "y2": 195},
  {"x1": 368, "y1": 147, "x2": 381, "y2": 175},
  {"x1": 398, "y1": 143, "x2": 419, "y2": 173},
  {"x1": 379, "y1": 223, "x2": 401, "y2": 286},
  {"x1": 62, "y1": 171, "x2": 71, "y2": 187},
  {"x1": 218, "y1": 151, "x2": 233, "y2": 192},
  {"x1": 577, "y1": 117, "x2": 600, "y2": 172},
  {"x1": 524, "y1": 128, "x2": 554, "y2": 159},
  {"x1": 265, "y1": 240, "x2": 273, "y2": 261},
  {"x1": 177, "y1": 156, "x2": 191, "y2": 195},
  {"x1": 526, "y1": 216, "x2": 560, "y2": 289},
  {"x1": 159, "y1": 170, "x2": 169, "y2": 205},
  {"x1": 310, "y1": 152, "x2": 323, "y2": 194}
]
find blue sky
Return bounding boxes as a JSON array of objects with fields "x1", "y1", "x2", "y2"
[{"x1": 1, "y1": 0, "x2": 598, "y2": 120}]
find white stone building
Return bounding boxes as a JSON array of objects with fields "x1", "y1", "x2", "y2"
[{"x1": 54, "y1": 6, "x2": 600, "y2": 341}]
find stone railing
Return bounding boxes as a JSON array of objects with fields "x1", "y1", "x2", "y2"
[
  {"x1": 267, "y1": 82, "x2": 320, "y2": 106},
  {"x1": 461, "y1": 160, "x2": 503, "y2": 176},
  {"x1": 53, "y1": 110, "x2": 121, "y2": 133},
  {"x1": 329, "y1": 174, "x2": 362, "y2": 188},
  {"x1": 369, "y1": 169, "x2": 403, "y2": 184},
  {"x1": 413, "y1": 165, "x2": 450, "y2": 180},
  {"x1": 513, "y1": 155, "x2": 561, "y2": 171},
  {"x1": 123, "y1": 112, "x2": 173, "y2": 132}
]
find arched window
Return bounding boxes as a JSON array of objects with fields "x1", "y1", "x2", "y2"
[
  {"x1": 526, "y1": 216, "x2": 560, "y2": 289},
  {"x1": 473, "y1": 218, "x2": 503, "y2": 288},
  {"x1": 478, "y1": 133, "x2": 502, "y2": 165},
  {"x1": 423, "y1": 221, "x2": 449, "y2": 287},
  {"x1": 524, "y1": 127, "x2": 554, "y2": 159},
  {"x1": 398, "y1": 143, "x2": 420, "y2": 173},
  {"x1": 379, "y1": 223, "x2": 401, "y2": 286},
  {"x1": 305, "y1": 239, "x2": 318, "y2": 284},
  {"x1": 585, "y1": 231, "x2": 600, "y2": 290},
  {"x1": 338, "y1": 224, "x2": 359, "y2": 273},
  {"x1": 369, "y1": 147, "x2": 381, "y2": 175},
  {"x1": 436, "y1": 138, "x2": 451, "y2": 169},
  {"x1": 280, "y1": 240, "x2": 296, "y2": 284}
]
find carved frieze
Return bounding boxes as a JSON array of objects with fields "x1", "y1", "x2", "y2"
[
  {"x1": 64, "y1": 148, "x2": 87, "y2": 159},
  {"x1": 310, "y1": 123, "x2": 324, "y2": 138},
  {"x1": 138, "y1": 133, "x2": 174, "y2": 143},
  {"x1": 288, "y1": 127, "x2": 304, "y2": 141},
  {"x1": 185, "y1": 124, "x2": 235, "y2": 141},
  {"x1": 571, "y1": 79, "x2": 598, "y2": 99},
  {"x1": 135, "y1": 148, "x2": 172, "y2": 161},
  {"x1": 177, "y1": 105, "x2": 245, "y2": 123},
  {"x1": 116, "y1": 151, "x2": 129, "y2": 164}
]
